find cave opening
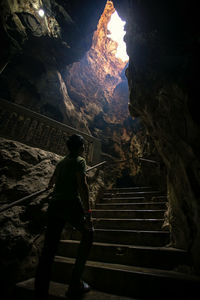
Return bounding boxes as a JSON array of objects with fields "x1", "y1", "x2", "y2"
[
  {"x1": 64, "y1": 0, "x2": 161, "y2": 189},
  {"x1": 65, "y1": 1, "x2": 162, "y2": 186},
  {"x1": 64, "y1": 0, "x2": 137, "y2": 188},
  {"x1": 107, "y1": 10, "x2": 129, "y2": 62}
]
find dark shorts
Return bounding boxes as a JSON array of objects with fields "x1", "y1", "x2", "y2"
[
  {"x1": 48, "y1": 196, "x2": 85, "y2": 229},
  {"x1": 48, "y1": 197, "x2": 84, "y2": 222}
]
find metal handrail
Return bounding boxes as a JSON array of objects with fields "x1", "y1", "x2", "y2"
[
  {"x1": 86, "y1": 161, "x2": 107, "y2": 172},
  {"x1": 101, "y1": 157, "x2": 160, "y2": 166},
  {"x1": 0, "y1": 188, "x2": 48, "y2": 214},
  {"x1": 0, "y1": 156, "x2": 160, "y2": 214},
  {"x1": 138, "y1": 157, "x2": 160, "y2": 165},
  {"x1": 0, "y1": 161, "x2": 107, "y2": 214}
]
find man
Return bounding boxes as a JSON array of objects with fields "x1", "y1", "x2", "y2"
[{"x1": 34, "y1": 134, "x2": 93, "y2": 299}]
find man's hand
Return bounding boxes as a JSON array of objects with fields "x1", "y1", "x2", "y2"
[
  {"x1": 84, "y1": 212, "x2": 94, "y2": 231},
  {"x1": 48, "y1": 170, "x2": 57, "y2": 189},
  {"x1": 76, "y1": 171, "x2": 90, "y2": 212}
]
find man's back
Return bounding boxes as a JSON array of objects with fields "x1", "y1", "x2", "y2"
[{"x1": 48, "y1": 155, "x2": 86, "y2": 218}]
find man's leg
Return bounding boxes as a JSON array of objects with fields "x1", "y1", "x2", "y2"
[
  {"x1": 67, "y1": 217, "x2": 93, "y2": 296},
  {"x1": 34, "y1": 217, "x2": 65, "y2": 300},
  {"x1": 71, "y1": 221, "x2": 93, "y2": 283}
]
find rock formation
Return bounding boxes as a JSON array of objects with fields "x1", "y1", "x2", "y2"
[
  {"x1": 0, "y1": 0, "x2": 107, "y2": 132},
  {"x1": 64, "y1": 1, "x2": 161, "y2": 185},
  {"x1": 0, "y1": 137, "x2": 60, "y2": 297}
]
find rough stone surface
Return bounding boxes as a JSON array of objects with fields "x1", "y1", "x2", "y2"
[
  {"x1": 0, "y1": 137, "x2": 60, "y2": 298},
  {"x1": 0, "y1": 0, "x2": 107, "y2": 132},
  {"x1": 64, "y1": 1, "x2": 128, "y2": 140},
  {"x1": 0, "y1": 137, "x2": 60, "y2": 202}
]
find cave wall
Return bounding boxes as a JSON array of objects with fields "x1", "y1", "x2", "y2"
[
  {"x1": 0, "y1": 0, "x2": 108, "y2": 132},
  {"x1": 0, "y1": 137, "x2": 60, "y2": 298},
  {"x1": 113, "y1": 0, "x2": 200, "y2": 273}
]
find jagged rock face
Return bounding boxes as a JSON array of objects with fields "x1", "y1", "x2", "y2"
[
  {"x1": 0, "y1": 0, "x2": 107, "y2": 65},
  {"x1": 0, "y1": 0, "x2": 107, "y2": 132},
  {"x1": 64, "y1": 1, "x2": 130, "y2": 158},
  {"x1": 0, "y1": 138, "x2": 60, "y2": 202},
  {"x1": 65, "y1": 1, "x2": 127, "y2": 125},
  {"x1": 64, "y1": 1, "x2": 161, "y2": 185},
  {"x1": 0, "y1": 137, "x2": 60, "y2": 297},
  {"x1": 116, "y1": 0, "x2": 200, "y2": 273}
]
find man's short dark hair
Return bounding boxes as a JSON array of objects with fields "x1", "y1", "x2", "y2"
[{"x1": 66, "y1": 134, "x2": 84, "y2": 153}]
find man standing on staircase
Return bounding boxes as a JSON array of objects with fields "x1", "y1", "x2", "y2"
[{"x1": 34, "y1": 134, "x2": 93, "y2": 300}]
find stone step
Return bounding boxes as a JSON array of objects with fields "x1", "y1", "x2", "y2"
[
  {"x1": 15, "y1": 278, "x2": 134, "y2": 300},
  {"x1": 70, "y1": 228, "x2": 170, "y2": 247},
  {"x1": 103, "y1": 191, "x2": 162, "y2": 200},
  {"x1": 152, "y1": 195, "x2": 168, "y2": 200},
  {"x1": 100, "y1": 196, "x2": 167, "y2": 203},
  {"x1": 52, "y1": 257, "x2": 200, "y2": 299},
  {"x1": 106, "y1": 186, "x2": 154, "y2": 192},
  {"x1": 101, "y1": 196, "x2": 146, "y2": 203},
  {"x1": 96, "y1": 202, "x2": 167, "y2": 210},
  {"x1": 92, "y1": 218, "x2": 165, "y2": 230},
  {"x1": 57, "y1": 240, "x2": 189, "y2": 270},
  {"x1": 92, "y1": 209, "x2": 166, "y2": 219}
]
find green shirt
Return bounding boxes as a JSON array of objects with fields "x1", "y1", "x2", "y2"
[{"x1": 48, "y1": 155, "x2": 86, "y2": 219}]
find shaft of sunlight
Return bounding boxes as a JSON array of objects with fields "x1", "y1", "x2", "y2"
[{"x1": 107, "y1": 11, "x2": 129, "y2": 62}]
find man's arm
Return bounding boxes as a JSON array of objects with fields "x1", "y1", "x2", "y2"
[
  {"x1": 48, "y1": 168, "x2": 57, "y2": 189},
  {"x1": 76, "y1": 171, "x2": 90, "y2": 213}
]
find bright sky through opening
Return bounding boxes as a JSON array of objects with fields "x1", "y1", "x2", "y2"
[{"x1": 107, "y1": 11, "x2": 129, "y2": 62}]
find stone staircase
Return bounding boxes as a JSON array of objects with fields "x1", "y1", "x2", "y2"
[{"x1": 15, "y1": 187, "x2": 200, "y2": 299}]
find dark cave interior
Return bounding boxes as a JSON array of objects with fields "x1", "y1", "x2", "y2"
[{"x1": 0, "y1": 0, "x2": 200, "y2": 299}]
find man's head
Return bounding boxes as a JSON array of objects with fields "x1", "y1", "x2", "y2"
[{"x1": 66, "y1": 134, "x2": 85, "y2": 155}]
